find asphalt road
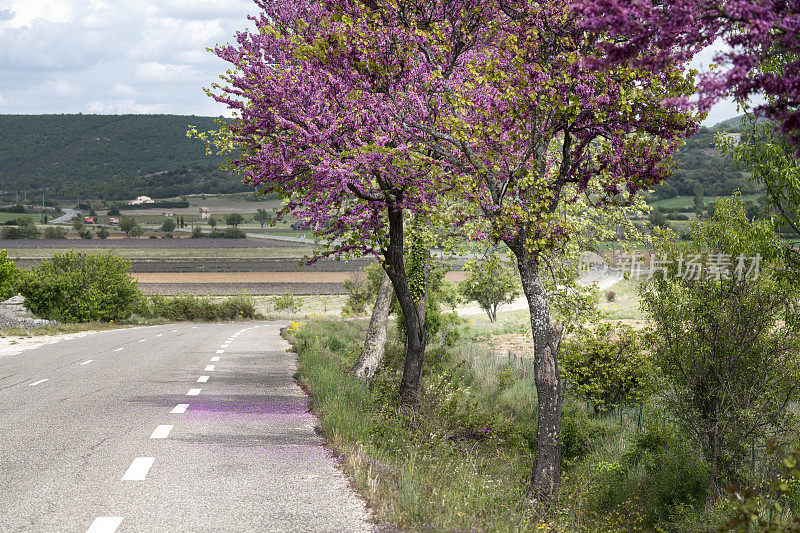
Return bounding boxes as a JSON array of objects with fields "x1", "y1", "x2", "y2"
[{"x1": 0, "y1": 322, "x2": 371, "y2": 532}]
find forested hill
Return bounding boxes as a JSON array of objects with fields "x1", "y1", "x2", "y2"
[
  {"x1": 653, "y1": 115, "x2": 764, "y2": 199},
  {"x1": 0, "y1": 114, "x2": 248, "y2": 200},
  {"x1": 0, "y1": 113, "x2": 760, "y2": 202}
]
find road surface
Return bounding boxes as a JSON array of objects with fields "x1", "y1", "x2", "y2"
[
  {"x1": 52, "y1": 208, "x2": 79, "y2": 224},
  {"x1": 0, "y1": 322, "x2": 371, "y2": 532}
]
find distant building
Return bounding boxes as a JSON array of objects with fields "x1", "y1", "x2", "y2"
[
  {"x1": 108, "y1": 217, "x2": 119, "y2": 225},
  {"x1": 199, "y1": 207, "x2": 210, "y2": 220},
  {"x1": 129, "y1": 195, "x2": 155, "y2": 205},
  {"x1": 83, "y1": 216, "x2": 95, "y2": 224}
]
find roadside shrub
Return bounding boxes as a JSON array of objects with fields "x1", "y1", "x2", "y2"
[
  {"x1": 1, "y1": 218, "x2": 40, "y2": 239},
  {"x1": 208, "y1": 227, "x2": 246, "y2": 238},
  {"x1": 191, "y1": 226, "x2": 203, "y2": 238},
  {"x1": 96, "y1": 227, "x2": 110, "y2": 239},
  {"x1": 43, "y1": 226, "x2": 67, "y2": 239},
  {"x1": 0, "y1": 250, "x2": 20, "y2": 300},
  {"x1": 342, "y1": 272, "x2": 372, "y2": 315},
  {"x1": 605, "y1": 290, "x2": 616, "y2": 302},
  {"x1": 19, "y1": 251, "x2": 141, "y2": 322},
  {"x1": 272, "y1": 291, "x2": 301, "y2": 312},
  {"x1": 145, "y1": 294, "x2": 257, "y2": 321}
]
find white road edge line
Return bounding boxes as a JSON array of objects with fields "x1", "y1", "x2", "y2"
[
  {"x1": 86, "y1": 516, "x2": 123, "y2": 533},
  {"x1": 186, "y1": 388, "x2": 201, "y2": 396},
  {"x1": 197, "y1": 376, "x2": 209, "y2": 383},
  {"x1": 204, "y1": 365, "x2": 215, "y2": 371},
  {"x1": 150, "y1": 425, "x2": 173, "y2": 439},
  {"x1": 121, "y1": 457, "x2": 154, "y2": 481},
  {"x1": 29, "y1": 379, "x2": 49, "y2": 386},
  {"x1": 80, "y1": 360, "x2": 93, "y2": 365},
  {"x1": 171, "y1": 404, "x2": 189, "y2": 414},
  {"x1": 210, "y1": 356, "x2": 220, "y2": 362}
]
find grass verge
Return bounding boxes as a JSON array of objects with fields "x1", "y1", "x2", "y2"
[{"x1": 286, "y1": 315, "x2": 731, "y2": 532}]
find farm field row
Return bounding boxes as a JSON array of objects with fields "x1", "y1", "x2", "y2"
[{"x1": 133, "y1": 271, "x2": 468, "y2": 284}]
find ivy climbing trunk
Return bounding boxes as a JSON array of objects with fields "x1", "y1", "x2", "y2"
[
  {"x1": 507, "y1": 238, "x2": 564, "y2": 504},
  {"x1": 350, "y1": 269, "x2": 393, "y2": 382},
  {"x1": 384, "y1": 208, "x2": 428, "y2": 407}
]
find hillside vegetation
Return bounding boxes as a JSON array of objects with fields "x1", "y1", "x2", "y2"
[
  {"x1": 653, "y1": 117, "x2": 763, "y2": 199},
  {"x1": 0, "y1": 114, "x2": 246, "y2": 200}
]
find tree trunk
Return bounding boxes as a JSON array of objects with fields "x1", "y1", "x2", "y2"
[
  {"x1": 350, "y1": 269, "x2": 393, "y2": 382},
  {"x1": 384, "y1": 209, "x2": 428, "y2": 407},
  {"x1": 510, "y1": 244, "x2": 564, "y2": 504}
]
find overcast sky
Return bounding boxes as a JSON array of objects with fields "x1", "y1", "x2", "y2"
[{"x1": 0, "y1": 0, "x2": 742, "y2": 125}]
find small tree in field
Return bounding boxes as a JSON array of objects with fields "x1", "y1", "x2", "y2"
[
  {"x1": 460, "y1": 252, "x2": 520, "y2": 322},
  {"x1": 208, "y1": 217, "x2": 217, "y2": 229},
  {"x1": 119, "y1": 217, "x2": 136, "y2": 237},
  {"x1": 254, "y1": 209, "x2": 270, "y2": 230},
  {"x1": 641, "y1": 196, "x2": 800, "y2": 504},
  {"x1": 161, "y1": 218, "x2": 177, "y2": 236},
  {"x1": 225, "y1": 213, "x2": 244, "y2": 227}
]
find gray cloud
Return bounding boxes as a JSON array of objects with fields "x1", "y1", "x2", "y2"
[
  {"x1": 0, "y1": 9, "x2": 15, "y2": 21},
  {"x1": 0, "y1": 0, "x2": 256, "y2": 115}
]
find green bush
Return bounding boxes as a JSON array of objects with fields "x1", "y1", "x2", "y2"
[
  {"x1": 1, "y1": 218, "x2": 40, "y2": 239},
  {"x1": 272, "y1": 291, "x2": 301, "y2": 312},
  {"x1": 342, "y1": 273, "x2": 372, "y2": 315},
  {"x1": 560, "y1": 323, "x2": 658, "y2": 413},
  {"x1": 20, "y1": 251, "x2": 141, "y2": 322},
  {"x1": 143, "y1": 294, "x2": 257, "y2": 321},
  {"x1": 0, "y1": 250, "x2": 20, "y2": 300},
  {"x1": 589, "y1": 420, "x2": 710, "y2": 529},
  {"x1": 208, "y1": 227, "x2": 246, "y2": 238},
  {"x1": 43, "y1": 226, "x2": 67, "y2": 239}
]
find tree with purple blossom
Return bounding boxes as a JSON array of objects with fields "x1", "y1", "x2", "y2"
[{"x1": 203, "y1": 0, "x2": 701, "y2": 503}]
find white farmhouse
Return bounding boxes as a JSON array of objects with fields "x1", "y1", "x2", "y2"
[{"x1": 129, "y1": 195, "x2": 155, "y2": 205}]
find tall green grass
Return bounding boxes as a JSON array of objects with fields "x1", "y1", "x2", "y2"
[{"x1": 288, "y1": 317, "x2": 730, "y2": 532}]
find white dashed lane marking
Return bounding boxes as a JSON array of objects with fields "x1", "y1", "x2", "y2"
[
  {"x1": 197, "y1": 376, "x2": 209, "y2": 383},
  {"x1": 29, "y1": 379, "x2": 49, "y2": 386},
  {"x1": 204, "y1": 365, "x2": 215, "y2": 371},
  {"x1": 210, "y1": 356, "x2": 220, "y2": 362},
  {"x1": 121, "y1": 457, "x2": 154, "y2": 481},
  {"x1": 114, "y1": 348, "x2": 124, "y2": 352},
  {"x1": 150, "y1": 425, "x2": 173, "y2": 439},
  {"x1": 86, "y1": 516, "x2": 123, "y2": 533},
  {"x1": 80, "y1": 360, "x2": 93, "y2": 365},
  {"x1": 155, "y1": 333, "x2": 163, "y2": 337},
  {"x1": 171, "y1": 329, "x2": 178, "y2": 333},
  {"x1": 138, "y1": 339, "x2": 146, "y2": 343},
  {"x1": 171, "y1": 404, "x2": 189, "y2": 414},
  {"x1": 215, "y1": 350, "x2": 224, "y2": 354},
  {"x1": 186, "y1": 388, "x2": 201, "y2": 396}
]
